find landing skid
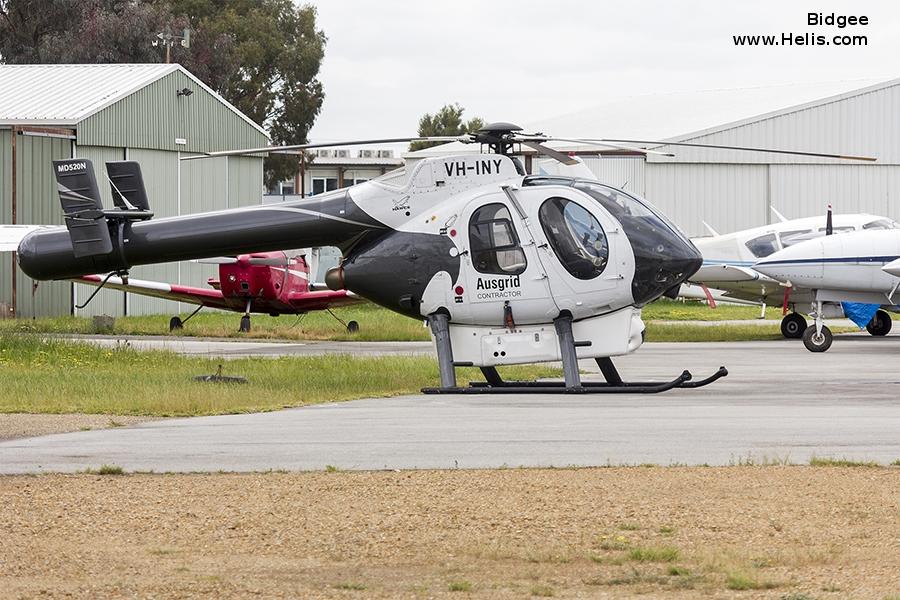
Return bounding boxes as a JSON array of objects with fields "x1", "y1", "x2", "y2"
[
  {"x1": 422, "y1": 312, "x2": 727, "y2": 395},
  {"x1": 422, "y1": 358, "x2": 727, "y2": 394}
]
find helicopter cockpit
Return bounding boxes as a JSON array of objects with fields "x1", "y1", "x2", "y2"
[{"x1": 522, "y1": 177, "x2": 702, "y2": 305}]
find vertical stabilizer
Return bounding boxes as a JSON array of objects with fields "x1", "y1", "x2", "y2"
[{"x1": 53, "y1": 159, "x2": 113, "y2": 258}]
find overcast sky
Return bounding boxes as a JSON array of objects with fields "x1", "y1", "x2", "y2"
[{"x1": 303, "y1": 0, "x2": 900, "y2": 142}]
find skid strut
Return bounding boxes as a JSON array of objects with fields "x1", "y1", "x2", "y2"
[{"x1": 423, "y1": 313, "x2": 727, "y2": 394}]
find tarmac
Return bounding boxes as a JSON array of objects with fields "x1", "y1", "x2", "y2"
[{"x1": 1, "y1": 332, "x2": 898, "y2": 473}]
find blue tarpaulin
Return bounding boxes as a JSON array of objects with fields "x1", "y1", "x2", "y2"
[{"x1": 841, "y1": 302, "x2": 880, "y2": 328}]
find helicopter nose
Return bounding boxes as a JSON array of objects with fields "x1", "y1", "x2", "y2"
[{"x1": 630, "y1": 230, "x2": 702, "y2": 305}]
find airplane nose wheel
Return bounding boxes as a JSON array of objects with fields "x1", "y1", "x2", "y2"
[
  {"x1": 865, "y1": 310, "x2": 892, "y2": 336},
  {"x1": 346, "y1": 320, "x2": 359, "y2": 333},
  {"x1": 780, "y1": 313, "x2": 807, "y2": 339},
  {"x1": 239, "y1": 315, "x2": 251, "y2": 332},
  {"x1": 802, "y1": 324, "x2": 832, "y2": 352}
]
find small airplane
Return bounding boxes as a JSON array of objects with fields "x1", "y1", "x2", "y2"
[
  {"x1": 75, "y1": 249, "x2": 361, "y2": 333},
  {"x1": 13, "y1": 124, "x2": 876, "y2": 392},
  {"x1": 754, "y1": 225, "x2": 900, "y2": 352},
  {"x1": 684, "y1": 208, "x2": 900, "y2": 339}
]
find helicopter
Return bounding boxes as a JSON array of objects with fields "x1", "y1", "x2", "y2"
[{"x1": 15, "y1": 123, "x2": 875, "y2": 393}]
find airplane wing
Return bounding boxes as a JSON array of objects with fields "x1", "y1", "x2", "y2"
[
  {"x1": 689, "y1": 264, "x2": 759, "y2": 283},
  {"x1": 76, "y1": 274, "x2": 234, "y2": 310},
  {"x1": 0, "y1": 225, "x2": 55, "y2": 252},
  {"x1": 286, "y1": 289, "x2": 362, "y2": 311}
]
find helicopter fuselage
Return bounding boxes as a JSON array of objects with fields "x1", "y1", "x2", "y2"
[{"x1": 18, "y1": 153, "x2": 701, "y2": 366}]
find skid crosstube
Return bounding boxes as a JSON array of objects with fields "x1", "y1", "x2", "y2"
[
  {"x1": 423, "y1": 313, "x2": 728, "y2": 395},
  {"x1": 421, "y1": 358, "x2": 728, "y2": 395}
]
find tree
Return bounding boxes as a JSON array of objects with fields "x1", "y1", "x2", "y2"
[
  {"x1": 409, "y1": 104, "x2": 485, "y2": 152},
  {"x1": 0, "y1": 0, "x2": 326, "y2": 188}
]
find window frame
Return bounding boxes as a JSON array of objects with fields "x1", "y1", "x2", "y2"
[
  {"x1": 537, "y1": 196, "x2": 609, "y2": 281},
  {"x1": 468, "y1": 203, "x2": 527, "y2": 276}
]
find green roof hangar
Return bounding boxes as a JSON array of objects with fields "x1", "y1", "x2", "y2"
[{"x1": 0, "y1": 63, "x2": 269, "y2": 318}]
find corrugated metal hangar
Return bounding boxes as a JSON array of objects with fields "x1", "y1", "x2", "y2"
[
  {"x1": 0, "y1": 63, "x2": 268, "y2": 318},
  {"x1": 408, "y1": 78, "x2": 900, "y2": 239},
  {"x1": 585, "y1": 78, "x2": 900, "y2": 238}
]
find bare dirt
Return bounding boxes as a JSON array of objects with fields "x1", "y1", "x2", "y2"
[
  {"x1": 0, "y1": 414, "x2": 156, "y2": 442},
  {"x1": 0, "y1": 467, "x2": 898, "y2": 599}
]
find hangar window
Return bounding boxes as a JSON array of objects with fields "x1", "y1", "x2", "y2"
[
  {"x1": 469, "y1": 203, "x2": 527, "y2": 275},
  {"x1": 745, "y1": 233, "x2": 778, "y2": 258},
  {"x1": 312, "y1": 177, "x2": 338, "y2": 195},
  {"x1": 538, "y1": 197, "x2": 608, "y2": 280}
]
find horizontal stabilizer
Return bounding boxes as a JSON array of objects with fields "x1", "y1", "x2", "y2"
[
  {"x1": 53, "y1": 159, "x2": 113, "y2": 258},
  {"x1": 106, "y1": 161, "x2": 151, "y2": 211}
]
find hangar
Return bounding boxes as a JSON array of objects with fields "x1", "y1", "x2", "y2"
[
  {"x1": 0, "y1": 63, "x2": 268, "y2": 318},
  {"x1": 408, "y1": 78, "x2": 900, "y2": 238}
]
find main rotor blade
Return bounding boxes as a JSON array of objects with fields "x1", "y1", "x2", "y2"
[
  {"x1": 592, "y1": 138, "x2": 877, "y2": 162},
  {"x1": 519, "y1": 140, "x2": 580, "y2": 165},
  {"x1": 526, "y1": 136, "x2": 675, "y2": 157},
  {"x1": 180, "y1": 136, "x2": 473, "y2": 161}
]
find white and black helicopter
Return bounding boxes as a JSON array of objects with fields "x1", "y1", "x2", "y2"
[{"x1": 16, "y1": 124, "x2": 875, "y2": 393}]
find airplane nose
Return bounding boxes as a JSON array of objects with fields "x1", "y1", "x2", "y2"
[{"x1": 883, "y1": 258, "x2": 900, "y2": 278}]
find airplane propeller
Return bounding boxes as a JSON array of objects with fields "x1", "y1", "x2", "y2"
[{"x1": 179, "y1": 122, "x2": 877, "y2": 164}]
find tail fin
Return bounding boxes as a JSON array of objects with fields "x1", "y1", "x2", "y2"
[
  {"x1": 53, "y1": 159, "x2": 113, "y2": 258},
  {"x1": 106, "y1": 161, "x2": 151, "y2": 211}
]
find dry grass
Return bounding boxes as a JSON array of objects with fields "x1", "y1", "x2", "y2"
[{"x1": 0, "y1": 466, "x2": 897, "y2": 599}]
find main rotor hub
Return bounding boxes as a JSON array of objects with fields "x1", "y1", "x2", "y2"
[{"x1": 474, "y1": 122, "x2": 524, "y2": 156}]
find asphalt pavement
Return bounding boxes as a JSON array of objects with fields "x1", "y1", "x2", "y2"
[{"x1": 1, "y1": 333, "x2": 898, "y2": 473}]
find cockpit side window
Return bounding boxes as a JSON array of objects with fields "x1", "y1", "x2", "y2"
[
  {"x1": 538, "y1": 197, "x2": 608, "y2": 280},
  {"x1": 745, "y1": 233, "x2": 778, "y2": 258},
  {"x1": 469, "y1": 203, "x2": 527, "y2": 275}
]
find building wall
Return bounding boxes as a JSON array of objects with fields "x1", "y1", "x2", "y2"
[
  {"x1": 77, "y1": 70, "x2": 268, "y2": 154},
  {"x1": 13, "y1": 132, "x2": 73, "y2": 318},
  {"x1": 0, "y1": 129, "x2": 12, "y2": 315},
  {"x1": 579, "y1": 156, "x2": 646, "y2": 196}
]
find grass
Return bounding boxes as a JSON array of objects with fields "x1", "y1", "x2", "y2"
[
  {"x1": 0, "y1": 334, "x2": 558, "y2": 416},
  {"x1": 529, "y1": 584, "x2": 554, "y2": 597},
  {"x1": 628, "y1": 546, "x2": 680, "y2": 563},
  {"x1": 0, "y1": 299, "x2": 850, "y2": 343},
  {"x1": 1, "y1": 303, "x2": 429, "y2": 342},
  {"x1": 447, "y1": 581, "x2": 472, "y2": 592},
  {"x1": 725, "y1": 569, "x2": 782, "y2": 590},
  {"x1": 334, "y1": 582, "x2": 366, "y2": 591},
  {"x1": 83, "y1": 464, "x2": 125, "y2": 475},
  {"x1": 809, "y1": 456, "x2": 880, "y2": 467}
]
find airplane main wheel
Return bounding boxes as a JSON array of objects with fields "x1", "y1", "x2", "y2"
[
  {"x1": 802, "y1": 325, "x2": 833, "y2": 352},
  {"x1": 169, "y1": 316, "x2": 183, "y2": 332},
  {"x1": 865, "y1": 310, "x2": 892, "y2": 336},
  {"x1": 239, "y1": 315, "x2": 251, "y2": 333},
  {"x1": 780, "y1": 313, "x2": 807, "y2": 339},
  {"x1": 346, "y1": 320, "x2": 359, "y2": 333}
]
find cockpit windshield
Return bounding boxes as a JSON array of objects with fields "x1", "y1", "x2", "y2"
[{"x1": 863, "y1": 218, "x2": 900, "y2": 230}]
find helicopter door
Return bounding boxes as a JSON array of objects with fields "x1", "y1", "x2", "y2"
[
  {"x1": 459, "y1": 197, "x2": 558, "y2": 325},
  {"x1": 513, "y1": 187, "x2": 631, "y2": 319}
]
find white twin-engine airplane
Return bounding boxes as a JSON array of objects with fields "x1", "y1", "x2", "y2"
[
  {"x1": 754, "y1": 227, "x2": 900, "y2": 352},
  {"x1": 683, "y1": 209, "x2": 900, "y2": 340}
]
